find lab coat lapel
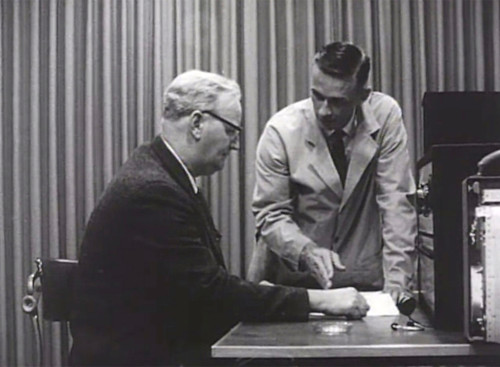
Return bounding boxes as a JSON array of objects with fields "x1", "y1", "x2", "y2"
[
  {"x1": 341, "y1": 104, "x2": 380, "y2": 210},
  {"x1": 303, "y1": 107, "x2": 344, "y2": 199}
]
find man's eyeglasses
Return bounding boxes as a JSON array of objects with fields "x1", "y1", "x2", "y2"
[{"x1": 200, "y1": 110, "x2": 242, "y2": 133}]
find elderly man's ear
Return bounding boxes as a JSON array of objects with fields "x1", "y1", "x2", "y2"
[{"x1": 190, "y1": 111, "x2": 203, "y2": 141}]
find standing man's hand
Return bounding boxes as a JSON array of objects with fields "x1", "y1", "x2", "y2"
[
  {"x1": 308, "y1": 287, "x2": 370, "y2": 319},
  {"x1": 299, "y1": 243, "x2": 346, "y2": 289}
]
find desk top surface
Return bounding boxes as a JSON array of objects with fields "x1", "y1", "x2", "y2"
[{"x1": 212, "y1": 313, "x2": 500, "y2": 359}]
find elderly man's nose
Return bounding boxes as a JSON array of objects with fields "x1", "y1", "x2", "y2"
[{"x1": 229, "y1": 136, "x2": 240, "y2": 150}]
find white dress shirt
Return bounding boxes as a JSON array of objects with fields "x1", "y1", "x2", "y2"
[{"x1": 160, "y1": 135, "x2": 198, "y2": 194}]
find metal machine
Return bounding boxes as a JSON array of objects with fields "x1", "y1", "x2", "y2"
[
  {"x1": 416, "y1": 92, "x2": 500, "y2": 333},
  {"x1": 463, "y1": 151, "x2": 500, "y2": 343},
  {"x1": 416, "y1": 144, "x2": 500, "y2": 331}
]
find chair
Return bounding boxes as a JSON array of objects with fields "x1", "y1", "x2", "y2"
[{"x1": 22, "y1": 258, "x2": 78, "y2": 366}]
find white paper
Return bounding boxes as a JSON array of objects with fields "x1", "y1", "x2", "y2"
[
  {"x1": 308, "y1": 291, "x2": 400, "y2": 319},
  {"x1": 360, "y1": 291, "x2": 399, "y2": 316}
]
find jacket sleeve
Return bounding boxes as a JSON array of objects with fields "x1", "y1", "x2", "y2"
[
  {"x1": 129, "y1": 183, "x2": 310, "y2": 324},
  {"x1": 374, "y1": 102, "x2": 417, "y2": 295},
  {"x1": 252, "y1": 124, "x2": 317, "y2": 270}
]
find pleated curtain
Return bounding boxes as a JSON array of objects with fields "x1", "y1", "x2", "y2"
[{"x1": 1, "y1": 0, "x2": 499, "y2": 365}]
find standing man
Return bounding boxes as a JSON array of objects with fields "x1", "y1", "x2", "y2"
[
  {"x1": 69, "y1": 70, "x2": 369, "y2": 367},
  {"x1": 248, "y1": 42, "x2": 417, "y2": 302}
]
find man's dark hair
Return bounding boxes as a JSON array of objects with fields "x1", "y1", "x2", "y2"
[{"x1": 314, "y1": 42, "x2": 371, "y2": 88}]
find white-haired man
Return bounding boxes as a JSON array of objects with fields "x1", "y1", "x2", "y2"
[{"x1": 69, "y1": 70, "x2": 369, "y2": 366}]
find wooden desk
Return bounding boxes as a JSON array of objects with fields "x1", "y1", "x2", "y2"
[{"x1": 212, "y1": 312, "x2": 500, "y2": 365}]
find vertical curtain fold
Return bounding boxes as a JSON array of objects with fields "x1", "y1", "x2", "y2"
[
  {"x1": 64, "y1": 0, "x2": 76, "y2": 261},
  {"x1": 241, "y1": 0, "x2": 259, "y2": 272},
  {"x1": 102, "y1": 0, "x2": 114, "y2": 183},
  {"x1": 2, "y1": 1, "x2": 499, "y2": 365},
  {"x1": 0, "y1": 0, "x2": 6, "y2": 363},
  {"x1": 84, "y1": 0, "x2": 95, "y2": 216},
  {"x1": 473, "y1": 0, "x2": 485, "y2": 89},
  {"x1": 494, "y1": 0, "x2": 500, "y2": 90},
  {"x1": 12, "y1": 1, "x2": 28, "y2": 364}
]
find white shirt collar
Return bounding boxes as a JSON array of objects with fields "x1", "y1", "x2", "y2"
[
  {"x1": 321, "y1": 108, "x2": 357, "y2": 137},
  {"x1": 160, "y1": 135, "x2": 198, "y2": 194},
  {"x1": 342, "y1": 108, "x2": 358, "y2": 137}
]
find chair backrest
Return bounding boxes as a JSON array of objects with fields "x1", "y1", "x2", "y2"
[
  {"x1": 40, "y1": 259, "x2": 78, "y2": 321},
  {"x1": 22, "y1": 258, "x2": 78, "y2": 366}
]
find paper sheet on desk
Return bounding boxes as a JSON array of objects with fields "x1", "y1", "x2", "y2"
[
  {"x1": 360, "y1": 291, "x2": 399, "y2": 316},
  {"x1": 309, "y1": 291, "x2": 399, "y2": 318}
]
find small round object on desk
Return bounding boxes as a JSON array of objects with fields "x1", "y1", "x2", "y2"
[{"x1": 314, "y1": 321, "x2": 353, "y2": 335}]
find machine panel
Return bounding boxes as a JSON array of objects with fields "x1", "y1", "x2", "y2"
[
  {"x1": 416, "y1": 144, "x2": 500, "y2": 331},
  {"x1": 463, "y1": 178, "x2": 500, "y2": 343}
]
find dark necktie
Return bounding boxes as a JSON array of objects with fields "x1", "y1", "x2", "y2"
[{"x1": 327, "y1": 130, "x2": 348, "y2": 187}]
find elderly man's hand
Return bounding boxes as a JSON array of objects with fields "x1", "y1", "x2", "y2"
[
  {"x1": 308, "y1": 287, "x2": 370, "y2": 319},
  {"x1": 299, "y1": 243, "x2": 345, "y2": 289}
]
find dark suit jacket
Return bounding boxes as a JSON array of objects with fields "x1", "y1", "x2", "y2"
[{"x1": 69, "y1": 136, "x2": 309, "y2": 366}]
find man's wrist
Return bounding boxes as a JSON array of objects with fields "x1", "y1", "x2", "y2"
[{"x1": 307, "y1": 289, "x2": 325, "y2": 313}]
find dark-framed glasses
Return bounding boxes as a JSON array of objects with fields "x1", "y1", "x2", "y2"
[{"x1": 200, "y1": 110, "x2": 242, "y2": 133}]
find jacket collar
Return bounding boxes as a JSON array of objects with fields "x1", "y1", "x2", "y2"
[
  {"x1": 160, "y1": 135, "x2": 198, "y2": 193},
  {"x1": 150, "y1": 135, "x2": 227, "y2": 267},
  {"x1": 341, "y1": 101, "x2": 380, "y2": 209},
  {"x1": 151, "y1": 135, "x2": 197, "y2": 198},
  {"x1": 303, "y1": 97, "x2": 380, "y2": 210}
]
